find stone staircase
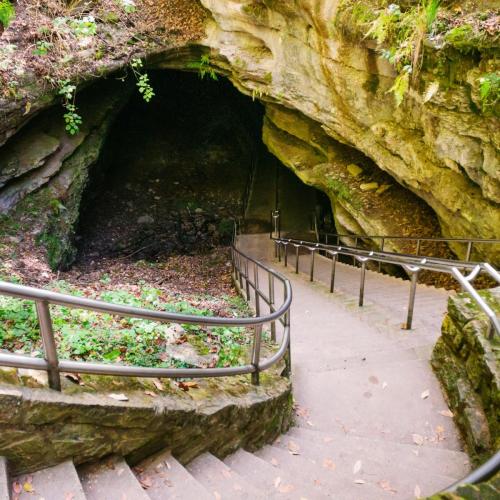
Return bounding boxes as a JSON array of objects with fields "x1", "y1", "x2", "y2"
[
  {"x1": 3, "y1": 430, "x2": 470, "y2": 500},
  {"x1": 3, "y1": 234, "x2": 472, "y2": 499}
]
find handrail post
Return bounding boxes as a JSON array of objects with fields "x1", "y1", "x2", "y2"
[
  {"x1": 254, "y1": 263, "x2": 260, "y2": 316},
  {"x1": 35, "y1": 300, "x2": 61, "y2": 391},
  {"x1": 359, "y1": 261, "x2": 367, "y2": 307},
  {"x1": 268, "y1": 273, "x2": 276, "y2": 342},
  {"x1": 251, "y1": 324, "x2": 262, "y2": 385},
  {"x1": 310, "y1": 249, "x2": 315, "y2": 282},
  {"x1": 330, "y1": 253, "x2": 337, "y2": 293},
  {"x1": 282, "y1": 286, "x2": 291, "y2": 378},
  {"x1": 295, "y1": 246, "x2": 300, "y2": 274},
  {"x1": 284, "y1": 244, "x2": 288, "y2": 267},
  {"x1": 238, "y1": 253, "x2": 243, "y2": 290},
  {"x1": 466, "y1": 241, "x2": 473, "y2": 262},
  {"x1": 404, "y1": 271, "x2": 419, "y2": 330},
  {"x1": 277, "y1": 242, "x2": 282, "y2": 262},
  {"x1": 244, "y1": 259, "x2": 250, "y2": 300},
  {"x1": 416, "y1": 239, "x2": 421, "y2": 256},
  {"x1": 378, "y1": 238, "x2": 385, "y2": 272}
]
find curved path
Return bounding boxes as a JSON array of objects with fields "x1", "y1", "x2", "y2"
[{"x1": 8, "y1": 234, "x2": 470, "y2": 500}]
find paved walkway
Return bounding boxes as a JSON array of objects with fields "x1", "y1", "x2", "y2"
[{"x1": 232, "y1": 234, "x2": 469, "y2": 498}]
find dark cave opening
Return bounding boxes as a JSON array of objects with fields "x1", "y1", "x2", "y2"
[{"x1": 76, "y1": 71, "x2": 333, "y2": 263}]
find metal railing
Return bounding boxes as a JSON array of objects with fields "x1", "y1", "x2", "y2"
[
  {"x1": 271, "y1": 211, "x2": 500, "y2": 333},
  {"x1": 0, "y1": 245, "x2": 292, "y2": 390},
  {"x1": 270, "y1": 213, "x2": 500, "y2": 492},
  {"x1": 318, "y1": 230, "x2": 500, "y2": 263},
  {"x1": 273, "y1": 236, "x2": 500, "y2": 334}
]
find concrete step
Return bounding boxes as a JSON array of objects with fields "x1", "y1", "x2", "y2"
[
  {"x1": 224, "y1": 448, "x2": 329, "y2": 499},
  {"x1": 78, "y1": 455, "x2": 149, "y2": 500},
  {"x1": 0, "y1": 457, "x2": 9, "y2": 500},
  {"x1": 13, "y1": 461, "x2": 86, "y2": 500},
  {"x1": 287, "y1": 427, "x2": 470, "y2": 479},
  {"x1": 292, "y1": 356, "x2": 464, "y2": 451},
  {"x1": 255, "y1": 444, "x2": 388, "y2": 499},
  {"x1": 186, "y1": 452, "x2": 266, "y2": 499},
  {"x1": 271, "y1": 434, "x2": 459, "y2": 498},
  {"x1": 134, "y1": 449, "x2": 212, "y2": 500}
]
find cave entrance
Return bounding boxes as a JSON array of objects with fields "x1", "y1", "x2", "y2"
[{"x1": 76, "y1": 71, "x2": 332, "y2": 264}]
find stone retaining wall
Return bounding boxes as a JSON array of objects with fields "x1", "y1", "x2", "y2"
[
  {"x1": 432, "y1": 287, "x2": 500, "y2": 464},
  {"x1": 0, "y1": 371, "x2": 292, "y2": 474}
]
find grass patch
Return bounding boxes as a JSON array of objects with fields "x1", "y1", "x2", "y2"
[{"x1": 0, "y1": 281, "x2": 256, "y2": 370}]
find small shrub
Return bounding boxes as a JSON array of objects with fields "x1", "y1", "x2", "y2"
[{"x1": 0, "y1": 0, "x2": 14, "y2": 29}]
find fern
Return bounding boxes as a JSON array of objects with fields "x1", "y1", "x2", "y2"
[
  {"x1": 424, "y1": 0, "x2": 441, "y2": 31},
  {"x1": 389, "y1": 69, "x2": 410, "y2": 107}
]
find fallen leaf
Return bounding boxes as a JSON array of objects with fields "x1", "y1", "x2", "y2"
[
  {"x1": 214, "y1": 492, "x2": 222, "y2": 500},
  {"x1": 421, "y1": 390, "x2": 430, "y2": 399},
  {"x1": 382, "y1": 382, "x2": 388, "y2": 389},
  {"x1": 274, "y1": 477, "x2": 281, "y2": 489},
  {"x1": 12, "y1": 482, "x2": 22, "y2": 494},
  {"x1": 322, "y1": 458, "x2": 336, "y2": 471},
  {"x1": 221, "y1": 469, "x2": 231, "y2": 479},
  {"x1": 108, "y1": 393, "x2": 128, "y2": 401},
  {"x1": 306, "y1": 420, "x2": 314, "y2": 427},
  {"x1": 369, "y1": 375, "x2": 379, "y2": 384},
  {"x1": 23, "y1": 482, "x2": 34, "y2": 493},
  {"x1": 65, "y1": 373, "x2": 83, "y2": 385},
  {"x1": 270, "y1": 458, "x2": 279, "y2": 467},
  {"x1": 439, "y1": 410, "x2": 454, "y2": 418},
  {"x1": 378, "y1": 480, "x2": 397, "y2": 493},
  {"x1": 144, "y1": 390, "x2": 157, "y2": 398},
  {"x1": 287, "y1": 441, "x2": 300, "y2": 455},
  {"x1": 278, "y1": 484, "x2": 295, "y2": 493},
  {"x1": 65, "y1": 493, "x2": 75, "y2": 500},
  {"x1": 412, "y1": 434, "x2": 424, "y2": 446},
  {"x1": 152, "y1": 379, "x2": 164, "y2": 391},
  {"x1": 140, "y1": 476, "x2": 153, "y2": 489},
  {"x1": 354, "y1": 479, "x2": 366, "y2": 484},
  {"x1": 353, "y1": 460, "x2": 362, "y2": 474},
  {"x1": 414, "y1": 485, "x2": 422, "y2": 498},
  {"x1": 323, "y1": 437, "x2": 333, "y2": 443},
  {"x1": 178, "y1": 381, "x2": 198, "y2": 391},
  {"x1": 165, "y1": 460, "x2": 171, "y2": 469}
]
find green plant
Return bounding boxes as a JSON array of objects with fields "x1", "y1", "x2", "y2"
[
  {"x1": 187, "y1": 55, "x2": 218, "y2": 81},
  {"x1": 326, "y1": 178, "x2": 352, "y2": 204},
  {"x1": 116, "y1": 0, "x2": 136, "y2": 14},
  {"x1": 33, "y1": 41, "x2": 53, "y2": 56},
  {"x1": 364, "y1": 1, "x2": 441, "y2": 106},
  {"x1": 0, "y1": 0, "x2": 14, "y2": 29},
  {"x1": 69, "y1": 15, "x2": 97, "y2": 37},
  {"x1": 0, "y1": 284, "x2": 255, "y2": 371},
  {"x1": 444, "y1": 25, "x2": 472, "y2": 47},
  {"x1": 130, "y1": 58, "x2": 155, "y2": 102},
  {"x1": 58, "y1": 80, "x2": 83, "y2": 135},
  {"x1": 478, "y1": 73, "x2": 499, "y2": 114}
]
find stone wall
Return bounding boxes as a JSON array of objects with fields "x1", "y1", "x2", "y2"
[
  {"x1": 432, "y1": 288, "x2": 500, "y2": 464},
  {"x1": 0, "y1": 371, "x2": 292, "y2": 475}
]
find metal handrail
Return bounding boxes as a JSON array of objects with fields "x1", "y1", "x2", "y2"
[
  {"x1": 0, "y1": 245, "x2": 292, "y2": 390},
  {"x1": 271, "y1": 230, "x2": 500, "y2": 491},
  {"x1": 318, "y1": 230, "x2": 500, "y2": 262},
  {"x1": 273, "y1": 236, "x2": 500, "y2": 335}
]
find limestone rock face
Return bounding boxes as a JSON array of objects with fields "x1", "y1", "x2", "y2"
[
  {"x1": 0, "y1": 0, "x2": 498, "y2": 263},
  {"x1": 199, "y1": 0, "x2": 500, "y2": 261}
]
